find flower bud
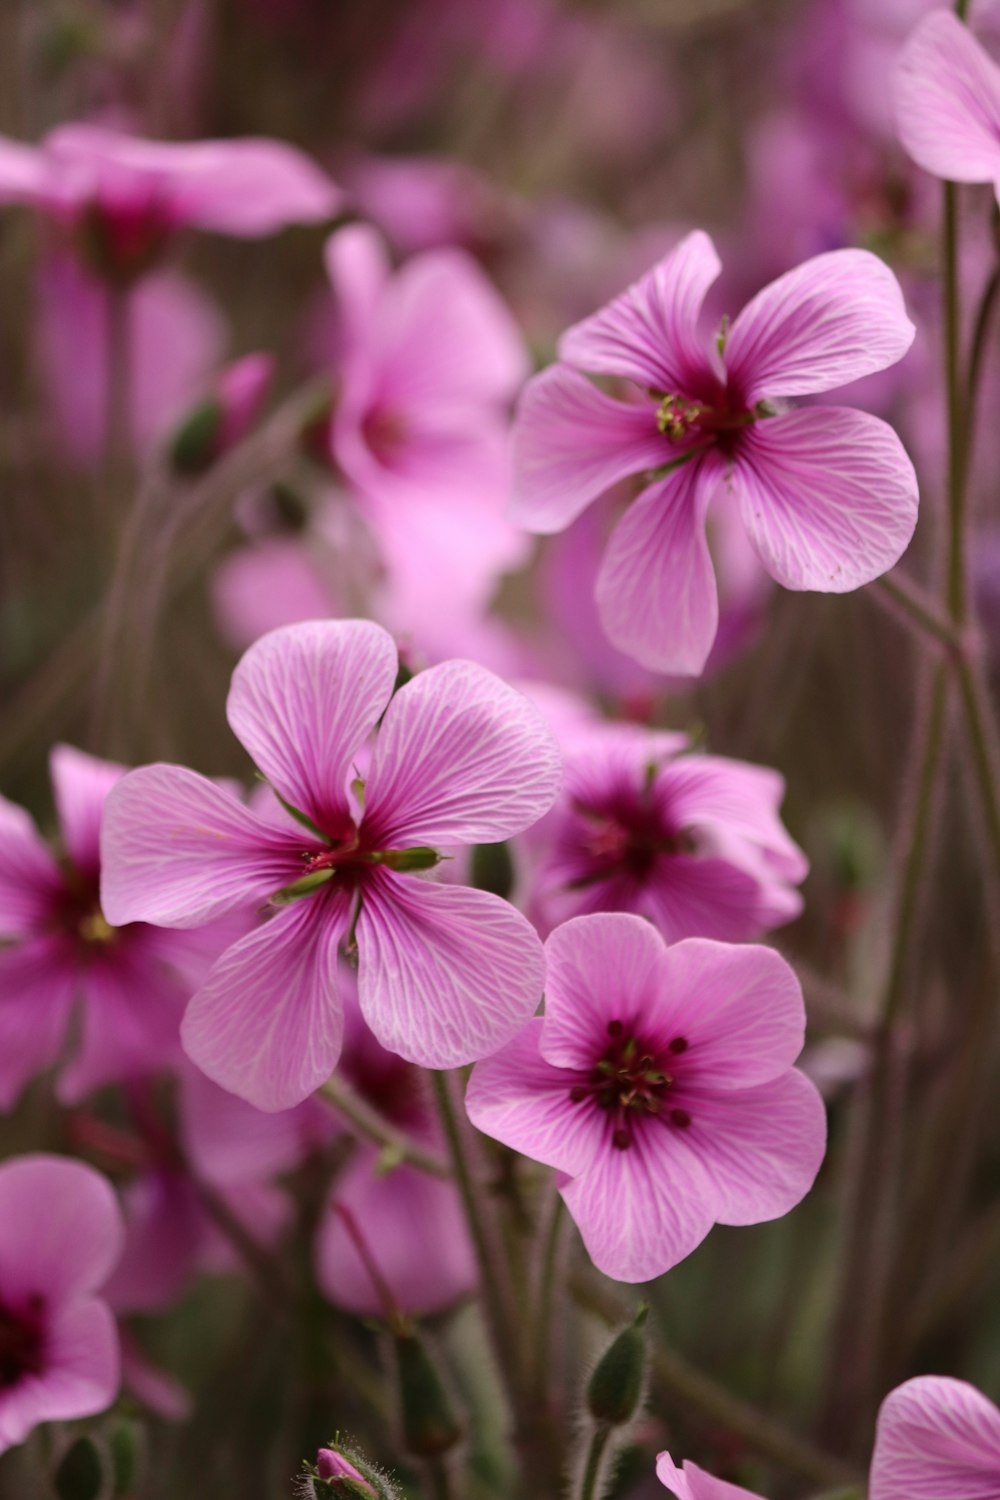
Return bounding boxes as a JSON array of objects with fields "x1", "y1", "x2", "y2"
[
  {"x1": 304, "y1": 1442, "x2": 402, "y2": 1499},
  {"x1": 169, "y1": 353, "x2": 273, "y2": 475},
  {"x1": 586, "y1": 1304, "x2": 649, "y2": 1427},
  {"x1": 54, "y1": 1436, "x2": 106, "y2": 1500},
  {"x1": 395, "y1": 1332, "x2": 462, "y2": 1457}
]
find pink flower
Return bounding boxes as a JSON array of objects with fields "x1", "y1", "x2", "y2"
[
  {"x1": 100, "y1": 620, "x2": 561, "y2": 1110},
  {"x1": 894, "y1": 10, "x2": 1000, "y2": 197},
  {"x1": 0, "y1": 744, "x2": 213, "y2": 1108},
  {"x1": 656, "y1": 1452, "x2": 766, "y2": 1499},
  {"x1": 0, "y1": 122, "x2": 339, "y2": 280},
  {"x1": 316, "y1": 977, "x2": 475, "y2": 1318},
  {"x1": 466, "y1": 913, "x2": 826, "y2": 1282},
  {"x1": 323, "y1": 225, "x2": 530, "y2": 617},
  {"x1": 869, "y1": 1375, "x2": 1000, "y2": 1499},
  {"x1": 521, "y1": 719, "x2": 806, "y2": 942},
  {"x1": 0, "y1": 1155, "x2": 123, "y2": 1454},
  {"x1": 512, "y1": 232, "x2": 917, "y2": 674}
]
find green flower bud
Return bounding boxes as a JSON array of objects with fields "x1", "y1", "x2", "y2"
[
  {"x1": 586, "y1": 1304, "x2": 649, "y2": 1427},
  {"x1": 54, "y1": 1436, "x2": 106, "y2": 1500}
]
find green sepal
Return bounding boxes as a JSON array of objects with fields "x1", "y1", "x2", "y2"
[
  {"x1": 395, "y1": 1333, "x2": 462, "y2": 1457},
  {"x1": 586, "y1": 1304, "x2": 649, "y2": 1427},
  {"x1": 377, "y1": 847, "x2": 440, "y2": 873},
  {"x1": 256, "y1": 776, "x2": 332, "y2": 845},
  {"x1": 169, "y1": 399, "x2": 223, "y2": 476},
  {"x1": 110, "y1": 1418, "x2": 143, "y2": 1495},
  {"x1": 272, "y1": 867, "x2": 336, "y2": 906},
  {"x1": 54, "y1": 1436, "x2": 106, "y2": 1500}
]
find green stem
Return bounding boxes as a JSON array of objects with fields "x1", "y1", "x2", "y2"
[
  {"x1": 955, "y1": 655, "x2": 1000, "y2": 885},
  {"x1": 423, "y1": 1456, "x2": 453, "y2": 1500},
  {"x1": 431, "y1": 1071, "x2": 518, "y2": 1390},
  {"x1": 531, "y1": 1190, "x2": 566, "y2": 1401},
  {"x1": 319, "y1": 1074, "x2": 450, "y2": 1179},
  {"x1": 944, "y1": 180, "x2": 966, "y2": 623},
  {"x1": 578, "y1": 1425, "x2": 611, "y2": 1500},
  {"x1": 873, "y1": 574, "x2": 964, "y2": 654}
]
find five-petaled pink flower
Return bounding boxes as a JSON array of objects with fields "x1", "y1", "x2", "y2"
[
  {"x1": 0, "y1": 122, "x2": 339, "y2": 281},
  {"x1": 512, "y1": 232, "x2": 918, "y2": 674},
  {"x1": 0, "y1": 1155, "x2": 124, "y2": 1454},
  {"x1": 100, "y1": 620, "x2": 561, "y2": 1112},
  {"x1": 657, "y1": 1452, "x2": 765, "y2": 1500},
  {"x1": 894, "y1": 10, "x2": 1000, "y2": 201},
  {"x1": 521, "y1": 718, "x2": 806, "y2": 942},
  {"x1": 466, "y1": 912, "x2": 826, "y2": 1282},
  {"x1": 0, "y1": 744, "x2": 216, "y2": 1108},
  {"x1": 869, "y1": 1375, "x2": 1000, "y2": 1499}
]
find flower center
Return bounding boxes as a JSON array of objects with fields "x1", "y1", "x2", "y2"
[
  {"x1": 569, "y1": 1022, "x2": 692, "y2": 1149},
  {"x1": 0, "y1": 1296, "x2": 45, "y2": 1389},
  {"x1": 78, "y1": 194, "x2": 176, "y2": 284},
  {"x1": 567, "y1": 794, "x2": 696, "y2": 891},
  {"x1": 654, "y1": 391, "x2": 758, "y2": 451},
  {"x1": 270, "y1": 812, "x2": 440, "y2": 908}
]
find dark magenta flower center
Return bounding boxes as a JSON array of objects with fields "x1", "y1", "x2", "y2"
[
  {"x1": 568, "y1": 786, "x2": 694, "y2": 890},
  {"x1": 78, "y1": 194, "x2": 176, "y2": 284},
  {"x1": 569, "y1": 1021, "x2": 692, "y2": 1149},
  {"x1": 0, "y1": 1295, "x2": 45, "y2": 1389},
  {"x1": 53, "y1": 866, "x2": 120, "y2": 950}
]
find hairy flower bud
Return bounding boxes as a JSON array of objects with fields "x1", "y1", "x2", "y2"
[{"x1": 586, "y1": 1304, "x2": 649, "y2": 1427}]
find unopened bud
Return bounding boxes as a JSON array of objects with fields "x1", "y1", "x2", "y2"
[
  {"x1": 169, "y1": 353, "x2": 273, "y2": 475},
  {"x1": 395, "y1": 1332, "x2": 462, "y2": 1457},
  {"x1": 304, "y1": 1442, "x2": 402, "y2": 1499},
  {"x1": 586, "y1": 1304, "x2": 649, "y2": 1427},
  {"x1": 54, "y1": 1436, "x2": 106, "y2": 1500},
  {"x1": 316, "y1": 1447, "x2": 377, "y2": 1495}
]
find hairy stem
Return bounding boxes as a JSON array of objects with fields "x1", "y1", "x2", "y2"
[{"x1": 319, "y1": 1074, "x2": 451, "y2": 1180}]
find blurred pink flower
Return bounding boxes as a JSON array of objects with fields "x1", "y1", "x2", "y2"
[
  {"x1": 0, "y1": 122, "x2": 339, "y2": 279},
  {"x1": 513, "y1": 231, "x2": 918, "y2": 675},
  {"x1": 521, "y1": 720, "x2": 806, "y2": 942},
  {"x1": 0, "y1": 744, "x2": 217, "y2": 1107},
  {"x1": 316, "y1": 979, "x2": 475, "y2": 1318},
  {"x1": 870, "y1": 1375, "x2": 1000, "y2": 1498},
  {"x1": 0, "y1": 1155, "x2": 123, "y2": 1454},
  {"x1": 100, "y1": 620, "x2": 560, "y2": 1109},
  {"x1": 894, "y1": 9, "x2": 1000, "y2": 198},
  {"x1": 466, "y1": 914, "x2": 826, "y2": 1282},
  {"x1": 36, "y1": 253, "x2": 225, "y2": 468},
  {"x1": 656, "y1": 1452, "x2": 766, "y2": 1499},
  {"x1": 323, "y1": 225, "x2": 530, "y2": 616},
  {"x1": 342, "y1": 153, "x2": 523, "y2": 257}
]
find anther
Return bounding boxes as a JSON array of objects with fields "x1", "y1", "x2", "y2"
[
  {"x1": 612, "y1": 1128, "x2": 631, "y2": 1151},
  {"x1": 607, "y1": 1020, "x2": 623, "y2": 1037},
  {"x1": 670, "y1": 1108, "x2": 691, "y2": 1128},
  {"x1": 569, "y1": 1085, "x2": 588, "y2": 1103},
  {"x1": 668, "y1": 1036, "x2": 688, "y2": 1054}
]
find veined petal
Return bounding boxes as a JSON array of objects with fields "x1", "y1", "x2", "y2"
[
  {"x1": 50, "y1": 743, "x2": 123, "y2": 877},
  {"x1": 465, "y1": 1021, "x2": 602, "y2": 1177},
  {"x1": 0, "y1": 1156, "x2": 124, "y2": 1302},
  {"x1": 725, "y1": 250, "x2": 915, "y2": 401},
  {"x1": 894, "y1": 11, "x2": 1000, "y2": 187},
  {"x1": 180, "y1": 893, "x2": 349, "y2": 1112},
  {"x1": 100, "y1": 765, "x2": 302, "y2": 928},
  {"x1": 560, "y1": 1127, "x2": 715, "y2": 1282},
  {"x1": 871, "y1": 1376, "x2": 1000, "y2": 1500},
  {"x1": 733, "y1": 408, "x2": 918, "y2": 592},
  {"x1": 656, "y1": 1454, "x2": 766, "y2": 1500},
  {"x1": 676, "y1": 1068, "x2": 826, "y2": 1225},
  {"x1": 657, "y1": 940, "x2": 808, "y2": 1088},
  {"x1": 596, "y1": 462, "x2": 719, "y2": 676},
  {"x1": 510, "y1": 365, "x2": 666, "y2": 533},
  {"x1": 0, "y1": 795, "x2": 61, "y2": 939},
  {"x1": 356, "y1": 873, "x2": 544, "y2": 1067},
  {"x1": 559, "y1": 230, "x2": 721, "y2": 390},
  {"x1": 539, "y1": 913, "x2": 668, "y2": 1070},
  {"x1": 226, "y1": 619, "x2": 398, "y2": 830},
  {"x1": 363, "y1": 660, "x2": 561, "y2": 847}
]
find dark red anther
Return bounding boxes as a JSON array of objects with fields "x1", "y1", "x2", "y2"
[{"x1": 670, "y1": 1108, "x2": 691, "y2": 1128}]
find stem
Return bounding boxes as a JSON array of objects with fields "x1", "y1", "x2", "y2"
[
  {"x1": 944, "y1": 179, "x2": 966, "y2": 624},
  {"x1": 319, "y1": 1074, "x2": 450, "y2": 1178},
  {"x1": 531, "y1": 1190, "x2": 566, "y2": 1401},
  {"x1": 573, "y1": 1274, "x2": 856, "y2": 1490},
  {"x1": 965, "y1": 263, "x2": 1000, "y2": 463},
  {"x1": 431, "y1": 1071, "x2": 518, "y2": 1389},
  {"x1": 955, "y1": 654, "x2": 1000, "y2": 885},
  {"x1": 873, "y1": 574, "x2": 964, "y2": 655},
  {"x1": 578, "y1": 1425, "x2": 611, "y2": 1500},
  {"x1": 102, "y1": 285, "x2": 133, "y2": 526},
  {"x1": 422, "y1": 1456, "x2": 453, "y2": 1500}
]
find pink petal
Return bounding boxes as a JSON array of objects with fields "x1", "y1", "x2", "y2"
[
  {"x1": 465, "y1": 1020, "x2": 603, "y2": 1177},
  {"x1": 560, "y1": 1128, "x2": 715, "y2": 1282},
  {"x1": 894, "y1": 12, "x2": 1000, "y2": 187},
  {"x1": 0, "y1": 1299, "x2": 120, "y2": 1453},
  {"x1": 596, "y1": 462, "x2": 719, "y2": 676},
  {"x1": 226, "y1": 619, "x2": 398, "y2": 829},
  {"x1": 180, "y1": 893, "x2": 349, "y2": 1111},
  {"x1": 363, "y1": 660, "x2": 561, "y2": 847},
  {"x1": 0, "y1": 940, "x2": 76, "y2": 1109},
  {"x1": 316, "y1": 1150, "x2": 476, "y2": 1316},
  {"x1": 871, "y1": 1376, "x2": 1000, "y2": 1500},
  {"x1": 324, "y1": 224, "x2": 391, "y2": 356},
  {"x1": 0, "y1": 136, "x2": 48, "y2": 203},
  {"x1": 356, "y1": 873, "x2": 544, "y2": 1067},
  {"x1": 656, "y1": 1454, "x2": 766, "y2": 1500},
  {"x1": 725, "y1": 250, "x2": 915, "y2": 402},
  {"x1": 100, "y1": 765, "x2": 302, "y2": 928},
  {"x1": 733, "y1": 408, "x2": 918, "y2": 592},
  {"x1": 658, "y1": 939, "x2": 808, "y2": 1089},
  {"x1": 539, "y1": 912, "x2": 669, "y2": 1070},
  {"x1": 102, "y1": 1173, "x2": 203, "y2": 1314},
  {"x1": 0, "y1": 1156, "x2": 124, "y2": 1303},
  {"x1": 510, "y1": 365, "x2": 668, "y2": 533},
  {"x1": 49, "y1": 743, "x2": 123, "y2": 877},
  {"x1": 677, "y1": 1067, "x2": 827, "y2": 1226},
  {"x1": 559, "y1": 230, "x2": 721, "y2": 390},
  {"x1": 0, "y1": 795, "x2": 61, "y2": 939},
  {"x1": 666, "y1": 757, "x2": 808, "y2": 885},
  {"x1": 55, "y1": 943, "x2": 185, "y2": 1104},
  {"x1": 638, "y1": 849, "x2": 801, "y2": 943},
  {"x1": 180, "y1": 1065, "x2": 331, "y2": 1185}
]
